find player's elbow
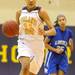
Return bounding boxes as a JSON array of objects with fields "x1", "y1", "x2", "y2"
[
  {"x1": 45, "y1": 43, "x2": 49, "y2": 49},
  {"x1": 49, "y1": 28, "x2": 56, "y2": 36},
  {"x1": 52, "y1": 28, "x2": 56, "y2": 35},
  {"x1": 70, "y1": 45, "x2": 74, "y2": 52}
]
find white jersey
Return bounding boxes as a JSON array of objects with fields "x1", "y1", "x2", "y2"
[
  {"x1": 18, "y1": 6, "x2": 44, "y2": 40},
  {"x1": 17, "y1": 6, "x2": 45, "y2": 74}
]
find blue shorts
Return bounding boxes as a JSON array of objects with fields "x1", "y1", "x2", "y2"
[{"x1": 44, "y1": 51, "x2": 68, "y2": 75}]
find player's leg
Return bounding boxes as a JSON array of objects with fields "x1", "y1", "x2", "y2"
[
  {"x1": 30, "y1": 72, "x2": 36, "y2": 75},
  {"x1": 50, "y1": 73, "x2": 57, "y2": 75},
  {"x1": 30, "y1": 55, "x2": 43, "y2": 75},
  {"x1": 58, "y1": 70, "x2": 64, "y2": 75},
  {"x1": 17, "y1": 39, "x2": 34, "y2": 75},
  {"x1": 29, "y1": 39, "x2": 44, "y2": 75},
  {"x1": 59, "y1": 54, "x2": 68, "y2": 75},
  {"x1": 44, "y1": 51, "x2": 57, "y2": 75},
  {"x1": 19, "y1": 56, "x2": 31, "y2": 75}
]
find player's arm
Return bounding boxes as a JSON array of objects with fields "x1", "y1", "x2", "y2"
[
  {"x1": 68, "y1": 38, "x2": 73, "y2": 52},
  {"x1": 16, "y1": 9, "x2": 21, "y2": 25},
  {"x1": 15, "y1": 9, "x2": 21, "y2": 35},
  {"x1": 39, "y1": 8, "x2": 56, "y2": 36},
  {"x1": 44, "y1": 37, "x2": 56, "y2": 52},
  {"x1": 68, "y1": 30, "x2": 74, "y2": 52},
  {"x1": 44, "y1": 37, "x2": 57, "y2": 53},
  {"x1": 44, "y1": 37, "x2": 64, "y2": 54}
]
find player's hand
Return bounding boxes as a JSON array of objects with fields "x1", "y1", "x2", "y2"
[{"x1": 55, "y1": 48, "x2": 64, "y2": 54}]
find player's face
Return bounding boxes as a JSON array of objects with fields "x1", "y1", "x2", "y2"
[
  {"x1": 25, "y1": 0, "x2": 36, "y2": 9},
  {"x1": 58, "y1": 16, "x2": 66, "y2": 28}
]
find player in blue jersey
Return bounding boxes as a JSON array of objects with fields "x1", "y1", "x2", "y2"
[{"x1": 44, "y1": 14, "x2": 73, "y2": 75}]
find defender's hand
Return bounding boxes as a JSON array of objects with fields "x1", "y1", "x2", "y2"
[{"x1": 55, "y1": 48, "x2": 64, "y2": 54}]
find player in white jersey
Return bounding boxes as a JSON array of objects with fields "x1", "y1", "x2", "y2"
[{"x1": 16, "y1": 0, "x2": 56, "y2": 75}]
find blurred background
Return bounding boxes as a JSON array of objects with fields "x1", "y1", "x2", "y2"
[
  {"x1": 0, "y1": 0, "x2": 75, "y2": 75},
  {"x1": 0, "y1": 0, "x2": 75, "y2": 25}
]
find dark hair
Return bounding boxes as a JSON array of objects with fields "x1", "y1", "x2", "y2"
[
  {"x1": 54, "y1": 20, "x2": 59, "y2": 27},
  {"x1": 56, "y1": 14, "x2": 66, "y2": 21}
]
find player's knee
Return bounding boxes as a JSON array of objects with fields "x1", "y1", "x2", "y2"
[
  {"x1": 19, "y1": 56, "x2": 30, "y2": 69},
  {"x1": 21, "y1": 64, "x2": 30, "y2": 71},
  {"x1": 30, "y1": 72, "x2": 36, "y2": 75},
  {"x1": 21, "y1": 62, "x2": 30, "y2": 69}
]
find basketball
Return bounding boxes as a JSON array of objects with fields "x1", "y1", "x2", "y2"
[{"x1": 2, "y1": 20, "x2": 19, "y2": 37}]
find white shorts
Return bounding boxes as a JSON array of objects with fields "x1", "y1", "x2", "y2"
[{"x1": 17, "y1": 35, "x2": 44, "y2": 74}]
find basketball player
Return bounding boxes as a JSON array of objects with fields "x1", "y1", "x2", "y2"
[
  {"x1": 44, "y1": 14, "x2": 73, "y2": 75},
  {"x1": 52, "y1": 20, "x2": 73, "y2": 64},
  {"x1": 16, "y1": 0, "x2": 56, "y2": 75}
]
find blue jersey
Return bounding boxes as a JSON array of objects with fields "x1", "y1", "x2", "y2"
[
  {"x1": 48, "y1": 27, "x2": 73, "y2": 52},
  {"x1": 44, "y1": 27, "x2": 73, "y2": 75}
]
